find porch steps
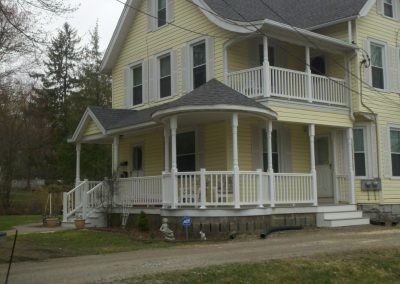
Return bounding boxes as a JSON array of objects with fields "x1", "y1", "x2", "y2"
[{"x1": 317, "y1": 210, "x2": 370, "y2": 228}]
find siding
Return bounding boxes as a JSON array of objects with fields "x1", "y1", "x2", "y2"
[{"x1": 83, "y1": 120, "x2": 102, "y2": 136}]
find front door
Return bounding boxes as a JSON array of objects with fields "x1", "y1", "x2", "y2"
[{"x1": 316, "y1": 136, "x2": 333, "y2": 198}]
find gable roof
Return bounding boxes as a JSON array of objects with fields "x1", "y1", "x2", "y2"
[
  {"x1": 71, "y1": 79, "x2": 276, "y2": 141},
  {"x1": 203, "y1": 0, "x2": 370, "y2": 29}
]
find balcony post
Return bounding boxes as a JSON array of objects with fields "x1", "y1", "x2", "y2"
[
  {"x1": 75, "y1": 143, "x2": 81, "y2": 187},
  {"x1": 200, "y1": 168, "x2": 206, "y2": 209},
  {"x1": 232, "y1": 113, "x2": 240, "y2": 209},
  {"x1": 346, "y1": 128, "x2": 356, "y2": 204},
  {"x1": 257, "y1": 169, "x2": 264, "y2": 208},
  {"x1": 305, "y1": 47, "x2": 313, "y2": 103},
  {"x1": 112, "y1": 136, "x2": 120, "y2": 178},
  {"x1": 164, "y1": 126, "x2": 170, "y2": 172},
  {"x1": 309, "y1": 124, "x2": 318, "y2": 206},
  {"x1": 267, "y1": 120, "x2": 275, "y2": 207},
  {"x1": 62, "y1": 192, "x2": 68, "y2": 222},
  {"x1": 170, "y1": 116, "x2": 178, "y2": 209},
  {"x1": 263, "y1": 36, "x2": 270, "y2": 97}
]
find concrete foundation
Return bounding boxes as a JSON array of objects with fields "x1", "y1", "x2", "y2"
[{"x1": 358, "y1": 204, "x2": 400, "y2": 225}]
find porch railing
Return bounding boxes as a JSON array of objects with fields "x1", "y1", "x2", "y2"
[
  {"x1": 335, "y1": 174, "x2": 349, "y2": 203},
  {"x1": 274, "y1": 173, "x2": 314, "y2": 204},
  {"x1": 117, "y1": 176, "x2": 163, "y2": 206},
  {"x1": 227, "y1": 65, "x2": 348, "y2": 106}
]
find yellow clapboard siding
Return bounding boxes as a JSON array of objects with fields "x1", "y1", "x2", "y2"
[
  {"x1": 203, "y1": 121, "x2": 227, "y2": 170},
  {"x1": 83, "y1": 120, "x2": 102, "y2": 136}
]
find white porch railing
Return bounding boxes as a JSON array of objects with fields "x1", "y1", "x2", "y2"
[
  {"x1": 117, "y1": 176, "x2": 163, "y2": 206},
  {"x1": 335, "y1": 174, "x2": 349, "y2": 203},
  {"x1": 227, "y1": 65, "x2": 348, "y2": 106},
  {"x1": 274, "y1": 173, "x2": 314, "y2": 204}
]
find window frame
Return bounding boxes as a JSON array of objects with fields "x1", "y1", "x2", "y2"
[
  {"x1": 132, "y1": 144, "x2": 144, "y2": 172},
  {"x1": 353, "y1": 127, "x2": 367, "y2": 178},
  {"x1": 157, "y1": 51, "x2": 172, "y2": 99},
  {"x1": 382, "y1": 0, "x2": 396, "y2": 18},
  {"x1": 176, "y1": 130, "x2": 197, "y2": 172},
  {"x1": 369, "y1": 39, "x2": 387, "y2": 90},
  {"x1": 190, "y1": 39, "x2": 207, "y2": 90},
  {"x1": 389, "y1": 125, "x2": 400, "y2": 177},
  {"x1": 130, "y1": 62, "x2": 144, "y2": 107},
  {"x1": 156, "y1": 0, "x2": 167, "y2": 28}
]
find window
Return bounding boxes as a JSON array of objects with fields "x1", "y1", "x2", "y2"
[
  {"x1": 390, "y1": 128, "x2": 400, "y2": 176},
  {"x1": 132, "y1": 65, "x2": 143, "y2": 106},
  {"x1": 354, "y1": 128, "x2": 366, "y2": 177},
  {"x1": 262, "y1": 129, "x2": 279, "y2": 172},
  {"x1": 384, "y1": 0, "x2": 394, "y2": 17},
  {"x1": 192, "y1": 41, "x2": 206, "y2": 89},
  {"x1": 132, "y1": 146, "x2": 143, "y2": 171},
  {"x1": 177, "y1": 131, "x2": 196, "y2": 172},
  {"x1": 370, "y1": 43, "x2": 385, "y2": 89},
  {"x1": 159, "y1": 54, "x2": 171, "y2": 98},
  {"x1": 157, "y1": 0, "x2": 167, "y2": 27}
]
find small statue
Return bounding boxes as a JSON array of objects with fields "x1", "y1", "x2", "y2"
[
  {"x1": 159, "y1": 218, "x2": 175, "y2": 241},
  {"x1": 200, "y1": 230, "x2": 207, "y2": 241}
]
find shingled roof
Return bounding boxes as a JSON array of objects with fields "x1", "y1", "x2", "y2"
[
  {"x1": 203, "y1": 0, "x2": 369, "y2": 29},
  {"x1": 85, "y1": 79, "x2": 275, "y2": 133}
]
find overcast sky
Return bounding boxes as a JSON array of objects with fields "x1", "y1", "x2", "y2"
[{"x1": 50, "y1": 0, "x2": 125, "y2": 51}]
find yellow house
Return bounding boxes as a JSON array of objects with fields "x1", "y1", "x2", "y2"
[{"x1": 63, "y1": 0, "x2": 400, "y2": 232}]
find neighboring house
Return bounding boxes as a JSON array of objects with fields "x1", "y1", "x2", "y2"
[{"x1": 63, "y1": 0, "x2": 400, "y2": 232}]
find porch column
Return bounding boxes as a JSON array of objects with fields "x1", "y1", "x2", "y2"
[
  {"x1": 164, "y1": 127, "x2": 170, "y2": 172},
  {"x1": 75, "y1": 143, "x2": 81, "y2": 186},
  {"x1": 112, "y1": 136, "x2": 120, "y2": 178},
  {"x1": 266, "y1": 120, "x2": 275, "y2": 207},
  {"x1": 170, "y1": 116, "x2": 178, "y2": 209},
  {"x1": 232, "y1": 113, "x2": 240, "y2": 209},
  {"x1": 263, "y1": 36, "x2": 270, "y2": 97},
  {"x1": 346, "y1": 128, "x2": 356, "y2": 204},
  {"x1": 309, "y1": 124, "x2": 318, "y2": 206},
  {"x1": 305, "y1": 47, "x2": 313, "y2": 103}
]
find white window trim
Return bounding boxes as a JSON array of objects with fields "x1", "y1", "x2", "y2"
[
  {"x1": 176, "y1": 128, "x2": 197, "y2": 172},
  {"x1": 353, "y1": 126, "x2": 368, "y2": 179},
  {"x1": 155, "y1": 49, "x2": 172, "y2": 100},
  {"x1": 128, "y1": 60, "x2": 144, "y2": 108},
  {"x1": 156, "y1": 0, "x2": 168, "y2": 29},
  {"x1": 387, "y1": 124, "x2": 400, "y2": 179},
  {"x1": 368, "y1": 38, "x2": 388, "y2": 91},
  {"x1": 354, "y1": 123, "x2": 377, "y2": 180},
  {"x1": 131, "y1": 143, "x2": 145, "y2": 175},
  {"x1": 381, "y1": 0, "x2": 399, "y2": 20},
  {"x1": 188, "y1": 36, "x2": 210, "y2": 90}
]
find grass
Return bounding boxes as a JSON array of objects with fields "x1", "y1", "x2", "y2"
[
  {"x1": 0, "y1": 215, "x2": 42, "y2": 231},
  {"x1": 121, "y1": 248, "x2": 400, "y2": 284},
  {"x1": 0, "y1": 229, "x2": 195, "y2": 263}
]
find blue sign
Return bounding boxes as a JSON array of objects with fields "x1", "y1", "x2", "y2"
[{"x1": 181, "y1": 216, "x2": 192, "y2": 227}]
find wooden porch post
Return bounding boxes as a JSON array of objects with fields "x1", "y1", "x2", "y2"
[
  {"x1": 170, "y1": 116, "x2": 178, "y2": 209},
  {"x1": 113, "y1": 136, "x2": 120, "y2": 178},
  {"x1": 267, "y1": 120, "x2": 275, "y2": 207},
  {"x1": 346, "y1": 128, "x2": 356, "y2": 204},
  {"x1": 263, "y1": 36, "x2": 270, "y2": 97},
  {"x1": 164, "y1": 127, "x2": 170, "y2": 172},
  {"x1": 305, "y1": 47, "x2": 313, "y2": 103},
  {"x1": 75, "y1": 143, "x2": 81, "y2": 186},
  {"x1": 309, "y1": 124, "x2": 318, "y2": 206},
  {"x1": 232, "y1": 113, "x2": 240, "y2": 209}
]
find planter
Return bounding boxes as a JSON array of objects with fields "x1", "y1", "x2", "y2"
[
  {"x1": 74, "y1": 219, "x2": 86, "y2": 229},
  {"x1": 46, "y1": 217, "x2": 59, "y2": 228}
]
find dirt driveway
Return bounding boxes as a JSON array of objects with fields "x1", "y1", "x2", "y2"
[{"x1": 1, "y1": 225, "x2": 400, "y2": 284}]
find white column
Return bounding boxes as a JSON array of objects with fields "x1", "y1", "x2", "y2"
[
  {"x1": 200, "y1": 168, "x2": 206, "y2": 209},
  {"x1": 309, "y1": 124, "x2": 318, "y2": 206},
  {"x1": 347, "y1": 128, "x2": 356, "y2": 204},
  {"x1": 113, "y1": 136, "x2": 120, "y2": 177},
  {"x1": 232, "y1": 113, "x2": 240, "y2": 209},
  {"x1": 75, "y1": 143, "x2": 81, "y2": 186},
  {"x1": 164, "y1": 127, "x2": 170, "y2": 172},
  {"x1": 257, "y1": 169, "x2": 264, "y2": 208},
  {"x1": 305, "y1": 46, "x2": 313, "y2": 103},
  {"x1": 267, "y1": 120, "x2": 275, "y2": 207},
  {"x1": 347, "y1": 21, "x2": 353, "y2": 44},
  {"x1": 263, "y1": 36, "x2": 270, "y2": 97},
  {"x1": 170, "y1": 116, "x2": 178, "y2": 209}
]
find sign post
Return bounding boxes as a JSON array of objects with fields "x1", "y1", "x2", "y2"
[{"x1": 181, "y1": 216, "x2": 192, "y2": 241}]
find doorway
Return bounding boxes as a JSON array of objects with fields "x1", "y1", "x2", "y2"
[{"x1": 315, "y1": 136, "x2": 333, "y2": 199}]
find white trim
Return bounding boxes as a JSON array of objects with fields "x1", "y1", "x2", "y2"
[
  {"x1": 359, "y1": 0, "x2": 377, "y2": 17},
  {"x1": 387, "y1": 123, "x2": 400, "y2": 178},
  {"x1": 155, "y1": 49, "x2": 173, "y2": 100},
  {"x1": 71, "y1": 108, "x2": 107, "y2": 143},
  {"x1": 261, "y1": 98, "x2": 351, "y2": 114},
  {"x1": 152, "y1": 105, "x2": 278, "y2": 121},
  {"x1": 368, "y1": 38, "x2": 388, "y2": 91},
  {"x1": 307, "y1": 16, "x2": 358, "y2": 31}
]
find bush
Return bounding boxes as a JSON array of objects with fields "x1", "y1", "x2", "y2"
[{"x1": 137, "y1": 211, "x2": 149, "y2": 232}]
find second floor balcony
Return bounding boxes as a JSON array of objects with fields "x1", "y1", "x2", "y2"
[{"x1": 225, "y1": 35, "x2": 352, "y2": 108}]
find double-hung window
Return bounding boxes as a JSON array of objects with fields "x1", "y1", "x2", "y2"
[
  {"x1": 192, "y1": 41, "x2": 207, "y2": 89},
  {"x1": 390, "y1": 128, "x2": 400, "y2": 176},
  {"x1": 132, "y1": 65, "x2": 143, "y2": 106},
  {"x1": 262, "y1": 129, "x2": 279, "y2": 172},
  {"x1": 384, "y1": 0, "x2": 394, "y2": 18},
  {"x1": 157, "y1": 0, "x2": 167, "y2": 28},
  {"x1": 132, "y1": 146, "x2": 143, "y2": 172},
  {"x1": 177, "y1": 131, "x2": 196, "y2": 172},
  {"x1": 159, "y1": 54, "x2": 171, "y2": 98},
  {"x1": 353, "y1": 128, "x2": 367, "y2": 177},
  {"x1": 370, "y1": 43, "x2": 385, "y2": 89}
]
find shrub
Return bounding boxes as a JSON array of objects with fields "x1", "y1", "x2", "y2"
[{"x1": 137, "y1": 211, "x2": 149, "y2": 232}]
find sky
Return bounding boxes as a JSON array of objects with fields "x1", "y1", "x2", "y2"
[{"x1": 50, "y1": 0, "x2": 125, "y2": 52}]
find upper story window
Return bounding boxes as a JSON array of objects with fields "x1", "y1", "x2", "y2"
[
  {"x1": 132, "y1": 65, "x2": 143, "y2": 106},
  {"x1": 157, "y1": 0, "x2": 167, "y2": 27},
  {"x1": 192, "y1": 41, "x2": 207, "y2": 89},
  {"x1": 384, "y1": 0, "x2": 394, "y2": 17},
  {"x1": 354, "y1": 128, "x2": 366, "y2": 177},
  {"x1": 390, "y1": 128, "x2": 400, "y2": 176},
  {"x1": 370, "y1": 43, "x2": 385, "y2": 89},
  {"x1": 159, "y1": 54, "x2": 171, "y2": 98}
]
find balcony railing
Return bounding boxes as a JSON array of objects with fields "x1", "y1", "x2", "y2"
[{"x1": 227, "y1": 66, "x2": 348, "y2": 107}]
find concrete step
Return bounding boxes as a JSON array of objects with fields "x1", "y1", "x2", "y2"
[
  {"x1": 323, "y1": 211, "x2": 363, "y2": 220},
  {"x1": 317, "y1": 205, "x2": 357, "y2": 213},
  {"x1": 324, "y1": 218, "x2": 370, "y2": 227}
]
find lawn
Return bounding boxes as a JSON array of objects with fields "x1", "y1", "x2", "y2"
[
  {"x1": 0, "y1": 215, "x2": 42, "y2": 231},
  {"x1": 0, "y1": 229, "x2": 196, "y2": 263},
  {"x1": 123, "y1": 248, "x2": 400, "y2": 284}
]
